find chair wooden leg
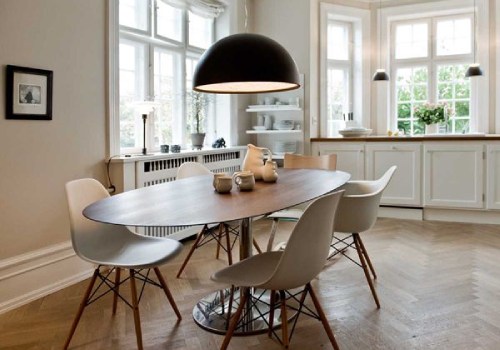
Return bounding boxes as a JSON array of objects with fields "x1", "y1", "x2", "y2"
[
  {"x1": 225, "y1": 224, "x2": 233, "y2": 265},
  {"x1": 112, "y1": 268, "x2": 121, "y2": 314},
  {"x1": 307, "y1": 283, "x2": 340, "y2": 350},
  {"x1": 279, "y1": 290, "x2": 289, "y2": 348},
  {"x1": 268, "y1": 290, "x2": 276, "y2": 338},
  {"x1": 225, "y1": 285, "x2": 235, "y2": 329},
  {"x1": 353, "y1": 234, "x2": 380, "y2": 309},
  {"x1": 216, "y1": 224, "x2": 223, "y2": 259},
  {"x1": 63, "y1": 269, "x2": 99, "y2": 350},
  {"x1": 153, "y1": 267, "x2": 182, "y2": 320},
  {"x1": 266, "y1": 219, "x2": 280, "y2": 252},
  {"x1": 355, "y1": 233, "x2": 377, "y2": 279},
  {"x1": 176, "y1": 225, "x2": 207, "y2": 278},
  {"x1": 253, "y1": 239, "x2": 263, "y2": 254},
  {"x1": 129, "y1": 270, "x2": 143, "y2": 350},
  {"x1": 221, "y1": 292, "x2": 247, "y2": 350}
]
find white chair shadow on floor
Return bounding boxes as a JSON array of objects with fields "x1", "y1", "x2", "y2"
[
  {"x1": 64, "y1": 178, "x2": 182, "y2": 350},
  {"x1": 211, "y1": 190, "x2": 345, "y2": 350}
]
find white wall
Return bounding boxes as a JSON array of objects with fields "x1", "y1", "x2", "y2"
[{"x1": 0, "y1": 0, "x2": 106, "y2": 311}]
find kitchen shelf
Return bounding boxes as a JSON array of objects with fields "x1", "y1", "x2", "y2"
[
  {"x1": 246, "y1": 130, "x2": 302, "y2": 134},
  {"x1": 246, "y1": 105, "x2": 302, "y2": 112}
]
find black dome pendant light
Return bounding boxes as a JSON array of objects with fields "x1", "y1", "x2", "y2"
[
  {"x1": 372, "y1": 0, "x2": 389, "y2": 81},
  {"x1": 465, "y1": 0, "x2": 483, "y2": 78},
  {"x1": 193, "y1": 33, "x2": 300, "y2": 94}
]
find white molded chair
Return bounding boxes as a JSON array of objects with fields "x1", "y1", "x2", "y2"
[
  {"x1": 212, "y1": 190, "x2": 345, "y2": 350},
  {"x1": 64, "y1": 179, "x2": 182, "y2": 350},
  {"x1": 330, "y1": 165, "x2": 397, "y2": 309},
  {"x1": 175, "y1": 162, "x2": 262, "y2": 278},
  {"x1": 266, "y1": 153, "x2": 337, "y2": 251}
]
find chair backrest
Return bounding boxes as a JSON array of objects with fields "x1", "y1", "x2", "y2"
[
  {"x1": 262, "y1": 190, "x2": 344, "y2": 290},
  {"x1": 65, "y1": 178, "x2": 129, "y2": 261},
  {"x1": 334, "y1": 165, "x2": 397, "y2": 233},
  {"x1": 284, "y1": 153, "x2": 337, "y2": 170},
  {"x1": 177, "y1": 162, "x2": 212, "y2": 180}
]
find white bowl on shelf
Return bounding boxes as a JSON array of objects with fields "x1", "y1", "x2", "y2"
[
  {"x1": 274, "y1": 120, "x2": 295, "y2": 130},
  {"x1": 273, "y1": 140, "x2": 297, "y2": 155},
  {"x1": 252, "y1": 126, "x2": 267, "y2": 131},
  {"x1": 338, "y1": 128, "x2": 372, "y2": 137}
]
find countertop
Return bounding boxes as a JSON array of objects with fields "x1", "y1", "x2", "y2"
[{"x1": 311, "y1": 134, "x2": 500, "y2": 142}]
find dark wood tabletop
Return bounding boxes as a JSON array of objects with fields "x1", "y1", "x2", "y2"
[{"x1": 83, "y1": 168, "x2": 350, "y2": 227}]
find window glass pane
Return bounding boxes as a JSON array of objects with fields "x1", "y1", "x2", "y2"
[
  {"x1": 395, "y1": 66, "x2": 428, "y2": 135},
  {"x1": 119, "y1": 40, "x2": 147, "y2": 148},
  {"x1": 395, "y1": 22, "x2": 428, "y2": 59},
  {"x1": 327, "y1": 22, "x2": 349, "y2": 60},
  {"x1": 157, "y1": 1, "x2": 183, "y2": 42},
  {"x1": 153, "y1": 48, "x2": 182, "y2": 146},
  {"x1": 437, "y1": 64, "x2": 470, "y2": 133},
  {"x1": 119, "y1": 0, "x2": 148, "y2": 31},
  {"x1": 326, "y1": 67, "x2": 349, "y2": 136},
  {"x1": 436, "y1": 18, "x2": 471, "y2": 56},
  {"x1": 189, "y1": 12, "x2": 213, "y2": 49}
]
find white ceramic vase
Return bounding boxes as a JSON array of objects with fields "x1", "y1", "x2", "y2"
[{"x1": 425, "y1": 123, "x2": 439, "y2": 135}]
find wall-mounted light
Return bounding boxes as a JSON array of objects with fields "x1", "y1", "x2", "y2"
[
  {"x1": 373, "y1": 0, "x2": 389, "y2": 82},
  {"x1": 465, "y1": 0, "x2": 483, "y2": 78}
]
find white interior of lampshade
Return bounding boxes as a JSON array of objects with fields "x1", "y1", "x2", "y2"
[{"x1": 194, "y1": 81, "x2": 300, "y2": 93}]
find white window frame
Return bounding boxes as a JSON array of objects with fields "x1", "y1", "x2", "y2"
[
  {"x1": 319, "y1": 3, "x2": 371, "y2": 137},
  {"x1": 377, "y1": 0, "x2": 489, "y2": 135},
  {"x1": 108, "y1": 0, "x2": 216, "y2": 155}
]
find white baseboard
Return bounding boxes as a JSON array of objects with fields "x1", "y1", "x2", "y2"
[
  {"x1": 379, "y1": 206, "x2": 423, "y2": 220},
  {"x1": 0, "y1": 241, "x2": 93, "y2": 315},
  {"x1": 424, "y1": 208, "x2": 500, "y2": 225}
]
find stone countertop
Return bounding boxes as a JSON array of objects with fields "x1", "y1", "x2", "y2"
[{"x1": 311, "y1": 134, "x2": 500, "y2": 142}]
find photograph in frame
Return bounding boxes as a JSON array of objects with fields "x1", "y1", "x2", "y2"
[{"x1": 5, "y1": 65, "x2": 53, "y2": 120}]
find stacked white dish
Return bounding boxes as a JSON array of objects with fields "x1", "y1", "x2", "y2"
[
  {"x1": 274, "y1": 140, "x2": 297, "y2": 154},
  {"x1": 338, "y1": 127, "x2": 372, "y2": 137},
  {"x1": 274, "y1": 120, "x2": 294, "y2": 130},
  {"x1": 252, "y1": 126, "x2": 267, "y2": 131}
]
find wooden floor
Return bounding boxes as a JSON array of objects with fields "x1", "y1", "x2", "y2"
[{"x1": 1, "y1": 218, "x2": 500, "y2": 349}]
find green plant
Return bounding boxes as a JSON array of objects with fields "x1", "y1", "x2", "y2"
[
  {"x1": 414, "y1": 102, "x2": 451, "y2": 125},
  {"x1": 187, "y1": 91, "x2": 212, "y2": 134}
]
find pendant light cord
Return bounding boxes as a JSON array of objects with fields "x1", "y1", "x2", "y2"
[
  {"x1": 379, "y1": 0, "x2": 382, "y2": 67},
  {"x1": 244, "y1": 0, "x2": 248, "y2": 33},
  {"x1": 473, "y1": 0, "x2": 477, "y2": 63}
]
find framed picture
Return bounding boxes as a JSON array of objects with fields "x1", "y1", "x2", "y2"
[{"x1": 5, "y1": 65, "x2": 53, "y2": 120}]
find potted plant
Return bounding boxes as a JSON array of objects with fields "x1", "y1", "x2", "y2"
[
  {"x1": 187, "y1": 91, "x2": 212, "y2": 149},
  {"x1": 414, "y1": 102, "x2": 451, "y2": 134}
]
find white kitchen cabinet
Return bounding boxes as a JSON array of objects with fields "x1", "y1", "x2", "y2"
[
  {"x1": 423, "y1": 142, "x2": 484, "y2": 208},
  {"x1": 365, "y1": 143, "x2": 422, "y2": 206},
  {"x1": 486, "y1": 143, "x2": 500, "y2": 209},
  {"x1": 313, "y1": 142, "x2": 365, "y2": 180}
]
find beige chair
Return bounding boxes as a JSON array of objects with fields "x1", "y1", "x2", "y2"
[
  {"x1": 212, "y1": 190, "x2": 344, "y2": 350},
  {"x1": 64, "y1": 179, "x2": 182, "y2": 350},
  {"x1": 330, "y1": 166, "x2": 397, "y2": 309},
  {"x1": 176, "y1": 162, "x2": 262, "y2": 278},
  {"x1": 266, "y1": 153, "x2": 337, "y2": 251}
]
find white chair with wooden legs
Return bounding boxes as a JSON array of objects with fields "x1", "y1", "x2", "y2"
[
  {"x1": 64, "y1": 179, "x2": 182, "y2": 350},
  {"x1": 329, "y1": 166, "x2": 397, "y2": 309},
  {"x1": 211, "y1": 190, "x2": 345, "y2": 350},
  {"x1": 266, "y1": 153, "x2": 337, "y2": 251},
  {"x1": 175, "y1": 162, "x2": 262, "y2": 278}
]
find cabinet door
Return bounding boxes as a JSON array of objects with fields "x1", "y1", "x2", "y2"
[
  {"x1": 424, "y1": 143, "x2": 484, "y2": 208},
  {"x1": 486, "y1": 143, "x2": 500, "y2": 209},
  {"x1": 315, "y1": 142, "x2": 365, "y2": 180},
  {"x1": 365, "y1": 143, "x2": 422, "y2": 206}
]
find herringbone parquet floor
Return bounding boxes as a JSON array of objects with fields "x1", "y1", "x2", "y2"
[{"x1": 1, "y1": 218, "x2": 499, "y2": 349}]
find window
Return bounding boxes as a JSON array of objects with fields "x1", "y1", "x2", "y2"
[
  {"x1": 117, "y1": 0, "x2": 222, "y2": 153},
  {"x1": 392, "y1": 14, "x2": 473, "y2": 135}
]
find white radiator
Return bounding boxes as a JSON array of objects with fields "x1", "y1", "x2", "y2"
[{"x1": 111, "y1": 147, "x2": 246, "y2": 240}]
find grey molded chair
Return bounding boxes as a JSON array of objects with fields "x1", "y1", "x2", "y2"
[
  {"x1": 64, "y1": 178, "x2": 182, "y2": 350},
  {"x1": 266, "y1": 153, "x2": 337, "y2": 251},
  {"x1": 330, "y1": 166, "x2": 397, "y2": 309},
  {"x1": 175, "y1": 162, "x2": 262, "y2": 278},
  {"x1": 212, "y1": 190, "x2": 344, "y2": 350}
]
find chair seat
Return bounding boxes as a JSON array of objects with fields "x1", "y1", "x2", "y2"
[
  {"x1": 211, "y1": 251, "x2": 282, "y2": 288},
  {"x1": 82, "y1": 234, "x2": 182, "y2": 269},
  {"x1": 266, "y1": 208, "x2": 303, "y2": 220}
]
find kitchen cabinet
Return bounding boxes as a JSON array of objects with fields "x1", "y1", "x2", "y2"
[
  {"x1": 313, "y1": 142, "x2": 365, "y2": 180},
  {"x1": 365, "y1": 143, "x2": 422, "y2": 206},
  {"x1": 423, "y1": 142, "x2": 484, "y2": 208},
  {"x1": 486, "y1": 143, "x2": 500, "y2": 209}
]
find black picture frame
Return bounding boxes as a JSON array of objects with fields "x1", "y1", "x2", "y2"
[{"x1": 5, "y1": 65, "x2": 53, "y2": 120}]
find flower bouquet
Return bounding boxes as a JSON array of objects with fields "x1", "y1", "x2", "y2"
[{"x1": 414, "y1": 102, "x2": 451, "y2": 134}]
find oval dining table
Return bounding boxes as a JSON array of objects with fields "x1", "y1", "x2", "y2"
[{"x1": 84, "y1": 168, "x2": 350, "y2": 335}]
